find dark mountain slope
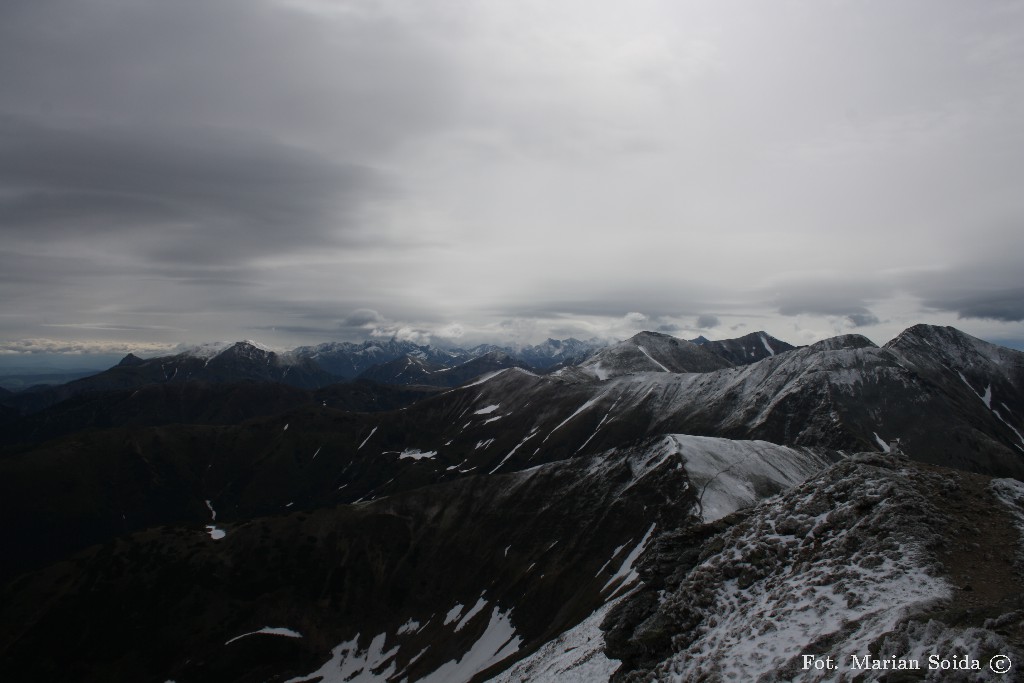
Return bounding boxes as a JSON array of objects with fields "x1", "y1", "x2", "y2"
[
  {"x1": 2, "y1": 324, "x2": 1024, "y2": 682},
  {"x1": 419, "y1": 351, "x2": 533, "y2": 387},
  {"x1": 357, "y1": 351, "x2": 532, "y2": 387},
  {"x1": 0, "y1": 436, "x2": 838, "y2": 683},
  {"x1": 569, "y1": 331, "x2": 734, "y2": 380},
  {"x1": 4, "y1": 325, "x2": 1023, "y2": 580},
  {"x1": 294, "y1": 337, "x2": 602, "y2": 380},
  {"x1": 5, "y1": 342, "x2": 338, "y2": 414},
  {"x1": 0, "y1": 379, "x2": 442, "y2": 447},
  {"x1": 515, "y1": 337, "x2": 597, "y2": 369},
  {"x1": 699, "y1": 331, "x2": 795, "y2": 365},
  {"x1": 294, "y1": 339, "x2": 463, "y2": 379},
  {"x1": 357, "y1": 354, "x2": 439, "y2": 385},
  {"x1": 0, "y1": 369, "x2": 595, "y2": 579}
]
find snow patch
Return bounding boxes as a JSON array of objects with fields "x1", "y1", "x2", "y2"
[
  {"x1": 485, "y1": 599, "x2": 622, "y2": 683},
  {"x1": 283, "y1": 632, "x2": 398, "y2": 683},
  {"x1": 225, "y1": 626, "x2": 303, "y2": 646},
  {"x1": 668, "y1": 434, "x2": 835, "y2": 522},
  {"x1": 874, "y1": 432, "x2": 890, "y2": 453},
  {"x1": 444, "y1": 603, "x2": 465, "y2": 625},
  {"x1": 958, "y1": 372, "x2": 1024, "y2": 447},
  {"x1": 474, "y1": 404, "x2": 501, "y2": 415},
  {"x1": 461, "y1": 369, "x2": 509, "y2": 388},
  {"x1": 575, "y1": 397, "x2": 620, "y2": 454},
  {"x1": 358, "y1": 426, "x2": 377, "y2": 450},
  {"x1": 179, "y1": 341, "x2": 233, "y2": 359},
  {"x1": 641, "y1": 457, "x2": 953, "y2": 682},
  {"x1": 397, "y1": 618, "x2": 420, "y2": 636},
  {"x1": 543, "y1": 393, "x2": 608, "y2": 443},
  {"x1": 398, "y1": 449, "x2": 437, "y2": 460},
  {"x1": 636, "y1": 344, "x2": 670, "y2": 372},
  {"x1": 455, "y1": 595, "x2": 488, "y2": 632},
  {"x1": 601, "y1": 523, "x2": 656, "y2": 597},
  {"x1": 418, "y1": 606, "x2": 522, "y2": 683},
  {"x1": 488, "y1": 427, "x2": 539, "y2": 474},
  {"x1": 991, "y1": 478, "x2": 1024, "y2": 560}
]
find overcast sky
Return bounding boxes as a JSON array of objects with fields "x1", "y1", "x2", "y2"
[{"x1": 2, "y1": 0, "x2": 1024, "y2": 358}]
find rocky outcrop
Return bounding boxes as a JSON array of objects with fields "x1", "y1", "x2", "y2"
[{"x1": 604, "y1": 453, "x2": 1024, "y2": 682}]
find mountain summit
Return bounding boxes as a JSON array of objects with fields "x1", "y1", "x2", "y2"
[{"x1": 572, "y1": 331, "x2": 733, "y2": 380}]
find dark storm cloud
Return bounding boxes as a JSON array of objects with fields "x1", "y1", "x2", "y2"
[
  {"x1": 0, "y1": 0, "x2": 464, "y2": 310},
  {"x1": 0, "y1": 0, "x2": 457, "y2": 152},
  {"x1": 769, "y1": 278, "x2": 887, "y2": 323},
  {"x1": 0, "y1": 115, "x2": 385, "y2": 265},
  {"x1": 495, "y1": 284, "x2": 727, "y2": 321},
  {"x1": 248, "y1": 309, "x2": 389, "y2": 341},
  {"x1": 696, "y1": 314, "x2": 720, "y2": 329},
  {"x1": 776, "y1": 300, "x2": 880, "y2": 321},
  {"x1": 921, "y1": 287, "x2": 1024, "y2": 322},
  {"x1": 901, "y1": 256, "x2": 1024, "y2": 323},
  {"x1": 845, "y1": 313, "x2": 881, "y2": 328}
]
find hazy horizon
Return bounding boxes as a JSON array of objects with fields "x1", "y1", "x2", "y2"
[{"x1": 2, "y1": 322, "x2": 1023, "y2": 377}]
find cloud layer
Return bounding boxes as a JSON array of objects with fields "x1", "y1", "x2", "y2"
[{"x1": 2, "y1": 0, "x2": 1023, "y2": 352}]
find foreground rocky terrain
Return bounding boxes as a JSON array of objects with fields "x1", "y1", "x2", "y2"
[
  {"x1": 605, "y1": 453, "x2": 1024, "y2": 682},
  {"x1": 1, "y1": 324, "x2": 1022, "y2": 681}
]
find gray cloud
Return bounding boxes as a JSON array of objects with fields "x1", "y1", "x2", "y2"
[
  {"x1": 900, "y1": 255, "x2": 1024, "y2": 323},
  {"x1": 492, "y1": 282, "x2": 729, "y2": 321},
  {"x1": 922, "y1": 288, "x2": 1024, "y2": 323},
  {"x1": 0, "y1": 116, "x2": 386, "y2": 265},
  {"x1": 0, "y1": 0, "x2": 459, "y2": 154},
  {"x1": 769, "y1": 277, "x2": 888, "y2": 323},
  {"x1": 342, "y1": 309, "x2": 386, "y2": 327},
  {"x1": 1, "y1": 0, "x2": 1023, "y2": 352},
  {"x1": 846, "y1": 313, "x2": 881, "y2": 328},
  {"x1": 696, "y1": 314, "x2": 720, "y2": 329}
]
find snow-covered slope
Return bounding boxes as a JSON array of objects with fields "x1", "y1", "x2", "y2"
[
  {"x1": 664, "y1": 434, "x2": 838, "y2": 522},
  {"x1": 607, "y1": 453, "x2": 1024, "y2": 682},
  {"x1": 519, "y1": 326, "x2": 1024, "y2": 478}
]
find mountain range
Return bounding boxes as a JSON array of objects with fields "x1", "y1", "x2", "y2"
[
  {"x1": 1, "y1": 324, "x2": 1022, "y2": 682},
  {"x1": 0, "y1": 332, "x2": 797, "y2": 415}
]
